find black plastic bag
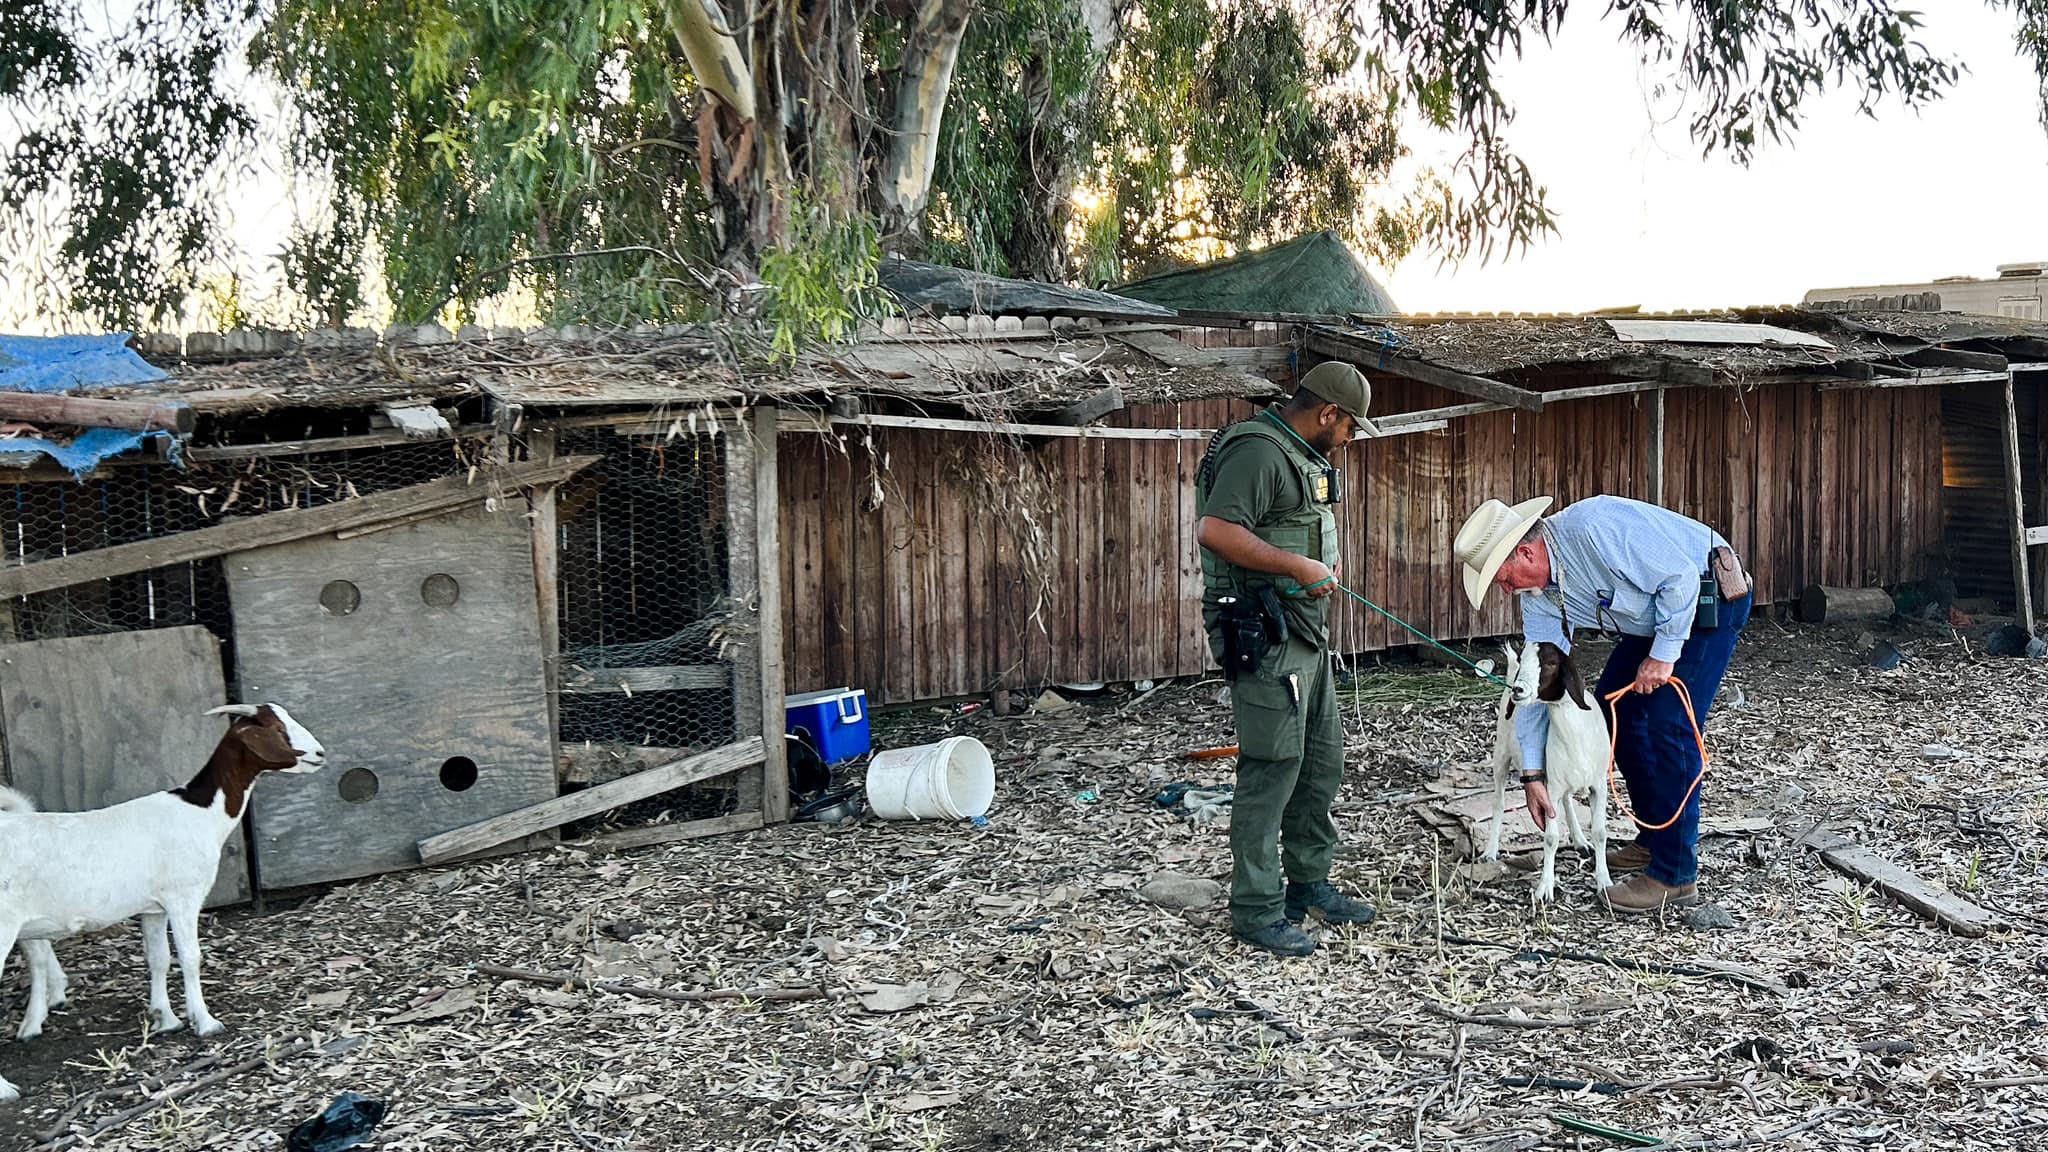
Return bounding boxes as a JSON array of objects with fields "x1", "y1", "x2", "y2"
[{"x1": 286, "y1": 1092, "x2": 386, "y2": 1152}]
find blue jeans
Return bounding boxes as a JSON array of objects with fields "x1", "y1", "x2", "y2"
[{"x1": 1594, "y1": 592, "x2": 1750, "y2": 887}]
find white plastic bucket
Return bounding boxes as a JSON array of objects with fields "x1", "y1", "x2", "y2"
[{"x1": 865, "y1": 735, "x2": 995, "y2": 821}]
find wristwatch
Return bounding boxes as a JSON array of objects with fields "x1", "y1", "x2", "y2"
[{"x1": 1518, "y1": 771, "x2": 1545, "y2": 786}]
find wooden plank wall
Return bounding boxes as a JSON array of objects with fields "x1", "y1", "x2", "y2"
[{"x1": 782, "y1": 371, "x2": 1952, "y2": 705}]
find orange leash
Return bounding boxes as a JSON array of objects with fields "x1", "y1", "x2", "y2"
[{"x1": 1602, "y1": 677, "x2": 1709, "y2": 832}]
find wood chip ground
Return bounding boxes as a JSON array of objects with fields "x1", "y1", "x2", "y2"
[{"x1": 4, "y1": 621, "x2": 2046, "y2": 1150}]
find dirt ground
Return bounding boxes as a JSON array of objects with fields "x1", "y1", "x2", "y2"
[{"x1": 4, "y1": 615, "x2": 2048, "y2": 1151}]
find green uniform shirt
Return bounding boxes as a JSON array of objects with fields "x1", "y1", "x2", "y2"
[{"x1": 1197, "y1": 415, "x2": 1335, "y2": 647}]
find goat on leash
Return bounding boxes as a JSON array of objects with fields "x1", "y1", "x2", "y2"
[
  {"x1": 0, "y1": 703, "x2": 325, "y2": 1103},
  {"x1": 1483, "y1": 640, "x2": 1613, "y2": 904}
]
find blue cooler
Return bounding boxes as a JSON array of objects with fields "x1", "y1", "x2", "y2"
[{"x1": 785, "y1": 687, "x2": 871, "y2": 765}]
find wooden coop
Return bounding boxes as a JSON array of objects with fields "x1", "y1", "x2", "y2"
[
  {"x1": 0, "y1": 297, "x2": 1272, "y2": 895},
  {"x1": 0, "y1": 331, "x2": 790, "y2": 898}
]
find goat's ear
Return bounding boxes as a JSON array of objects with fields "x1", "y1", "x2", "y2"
[
  {"x1": 207, "y1": 704, "x2": 262, "y2": 718},
  {"x1": 233, "y1": 723, "x2": 301, "y2": 771},
  {"x1": 1561, "y1": 654, "x2": 1591, "y2": 710}
]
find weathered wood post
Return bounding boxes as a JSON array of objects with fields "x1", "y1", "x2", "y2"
[
  {"x1": 1647, "y1": 387, "x2": 1666, "y2": 507},
  {"x1": 525, "y1": 425, "x2": 562, "y2": 779},
  {"x1": 2000, "y1": 371, "x2": 2036, "y2": 634},
  {"x1": 724, "y1": 404, "x2": 789, "y2": 823}
]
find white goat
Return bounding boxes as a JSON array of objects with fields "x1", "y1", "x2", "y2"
[
  {"x1": 1483, "y1": 641, "x2": 1612, "y2": 903},
  {"x1": 1484, "y1": 642, "x2": 1578, "y2": 860},
  {"x1": 0, "y1": 790, "x2": 66, "y2": 1036},
  {"x1": 0, "y1": 703, "x2": 325, "y2": 1103}
]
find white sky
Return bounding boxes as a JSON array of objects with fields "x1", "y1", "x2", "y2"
[{"x1": 1379, "y1": 4, "x2": 2048, "y2": 314}]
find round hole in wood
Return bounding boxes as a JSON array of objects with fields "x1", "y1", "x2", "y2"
[
  {"x1": 439, "y1": 756, "x2": 479, "y2": 792},
  {"x1": 337, "y1": 767, "x2": 379, "y2": 803},
  {"x1": 420, "y1": 573, "x2": 460, "y2": 608},
  {"x1": 319, "y1": 579, "x2": 361, "y2": 616}
]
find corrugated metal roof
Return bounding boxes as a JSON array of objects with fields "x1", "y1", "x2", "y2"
[{"x1": 1602, "y1": 318, "x2": 1832, "y2": 349}]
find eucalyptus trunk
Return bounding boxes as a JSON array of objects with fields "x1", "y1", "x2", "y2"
[{"x1": 668, "y1": 0, "x2": 976, "y2": 273}]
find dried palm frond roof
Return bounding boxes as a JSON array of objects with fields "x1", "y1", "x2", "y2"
[
  {"x1": 87, "y1": 320, "x2": 1282, "y2": 420},
  {"x1": 60, "y1": 306, "x2": 2048, "y2": 432}
]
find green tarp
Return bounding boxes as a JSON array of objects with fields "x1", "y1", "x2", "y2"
[
  {"x1": 878, "y1": 258, "x2": 1175, "y2": 319},
  {"x1": 1112, "y1": 230, "x2": 1397, "y2": 316}
]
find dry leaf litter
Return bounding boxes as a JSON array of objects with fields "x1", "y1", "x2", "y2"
[{"x1": 3, "y1": 620, "x2": 2047, "y2": 1151}]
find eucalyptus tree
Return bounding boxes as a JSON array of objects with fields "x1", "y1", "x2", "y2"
[{"x1": 5, "y1": 0, "x2": 2043, "y2": 336}]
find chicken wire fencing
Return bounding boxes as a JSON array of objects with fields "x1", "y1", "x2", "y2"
[
  {"x1": 551, "y1": 424, "x2": 745, "y2": 762},
  {"x1": 1, "y1": 423, "x2": 752, "y2": 779},
  {"x1": 2, "y1": 438, "x2": 485, "y2": 676}
]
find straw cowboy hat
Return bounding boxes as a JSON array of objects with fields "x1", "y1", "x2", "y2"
[{"x1": 1454, "y1": 496, "x2": 1554, "y2": 610}]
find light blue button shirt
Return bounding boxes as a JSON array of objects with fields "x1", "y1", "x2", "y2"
[{"x1": 1513, "y1": 495, "x2": 1728, "y2": 777}]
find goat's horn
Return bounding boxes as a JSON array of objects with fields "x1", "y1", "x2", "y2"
[{"x1": 206, "y1": 704, "x2": 262, "y2": 718}]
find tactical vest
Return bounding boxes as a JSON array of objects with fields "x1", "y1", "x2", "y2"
[{"x1": 1196, "y1": 414, "x2": 1339, "y2": 608}]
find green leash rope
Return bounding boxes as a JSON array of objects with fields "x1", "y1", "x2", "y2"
[
  {"x1": 1234, "y1": 408, "x2": 1501, "y2": 687},
  {"x1": 1328, "y1": 579, "x2": 1509, "y2": 688}
]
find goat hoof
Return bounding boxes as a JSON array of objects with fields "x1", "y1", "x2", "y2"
[
  {"x1": 15, "y1": 1022, "x2": 41, "y2": 1042},
  {"x1": 153, "y1": 1015, "x2": 185, "y2": 1035},
  {"x1": 0, "y1": 1080, "x2": 20, "y2": 1103},
  {"x1": 192, "y1": 1017, "x2": 224, "y2": 1038}
]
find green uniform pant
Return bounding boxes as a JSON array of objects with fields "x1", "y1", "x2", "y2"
[{"x1": 1226, "y1": 635, "x2": 1343, "y2": 932}]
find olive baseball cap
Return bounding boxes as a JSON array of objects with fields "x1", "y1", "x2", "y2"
[{"x1": 1297, "y1": 361, "x2": 1381, "y2": 437}]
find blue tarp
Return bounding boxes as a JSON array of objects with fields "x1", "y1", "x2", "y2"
[
  {"x1": 0, "y1": 334, "x2": 169, "y2": 393},
  {"x1": 0, "y1": 334, "x2": 178, "y2": 478}
]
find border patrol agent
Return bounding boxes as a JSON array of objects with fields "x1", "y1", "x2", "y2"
[
  {"x1": 1454, "y1": 494, "x2": 1752, "y2": 914},
  {"x1": 1195, "y1": 362, "x2": 1381, "y2": 957}
]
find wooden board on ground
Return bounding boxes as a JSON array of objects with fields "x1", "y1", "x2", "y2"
[
  {"x1": 419, "y1": 737, "x2": 764, "y2": 863},
  {"x1": 578, "y1": 810, "x2": 766, "y2": 854},
  {"x1": 1421, "y1": 786, "x2": 1546, "y2": 859},
  {"x1": 0, "y1": 626, "x2": 249, "y2": 907},
  {"x1": 1813, "y1": 841, "x2": 2001, "y2": 938},
  {"x1": 1798, "y1": 584, "x2": 1895, "y2": 623},
  {"x1": 233, "y1": 499, "x2": 559, "y2": 888}
]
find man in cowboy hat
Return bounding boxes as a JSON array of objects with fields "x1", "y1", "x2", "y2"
[
  {"x1": 1194, "y1": 361, "x2": 1382, "y2": 957},
  {"x1": 1453, "y1": 494, "x2": 1752, "y2": 913}
]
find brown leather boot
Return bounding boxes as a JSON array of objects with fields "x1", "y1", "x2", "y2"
[
  {"x1": 1599, "y1": 873, "x2": 1699, "y2": 915},
  {"x1": 1605, "y1": 841, "x2": 1651, "y2": 873}
]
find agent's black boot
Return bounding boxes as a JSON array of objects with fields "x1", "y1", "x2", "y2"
[
  {"x1": 1233, "y1": 919, "x2": 1316, "y2": 957},
  {"x1": 1285, "y1": 881, "x2": 1377, "y2": 926}
]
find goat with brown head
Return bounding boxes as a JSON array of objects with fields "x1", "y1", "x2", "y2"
[
  {"x1": 1490, "y1": 641, "x2": 1612, "y2": 903},
  {"x1": 0, "y1": 702, "x2": 326, "y2": 1102},
  {"x1": 174, "y1": 703, "x2": 327, "y2": 819},
  {"x1": 1532, "y1": 642, "x2": 1592, "y2": 711}
]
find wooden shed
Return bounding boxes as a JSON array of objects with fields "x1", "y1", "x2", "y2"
[
  {"x1": 0, "y1": 301, "x2": 1280, "y2": 889},
  {"x1": 0, "y1": 330, "x2": 792, "y2": 895},
  {"x1": 5, "y1": 290, "x2": 2046, "y2": 881},
  {"x1": 773, "y1": 303, "x2": 2048, "y2": 705}
]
